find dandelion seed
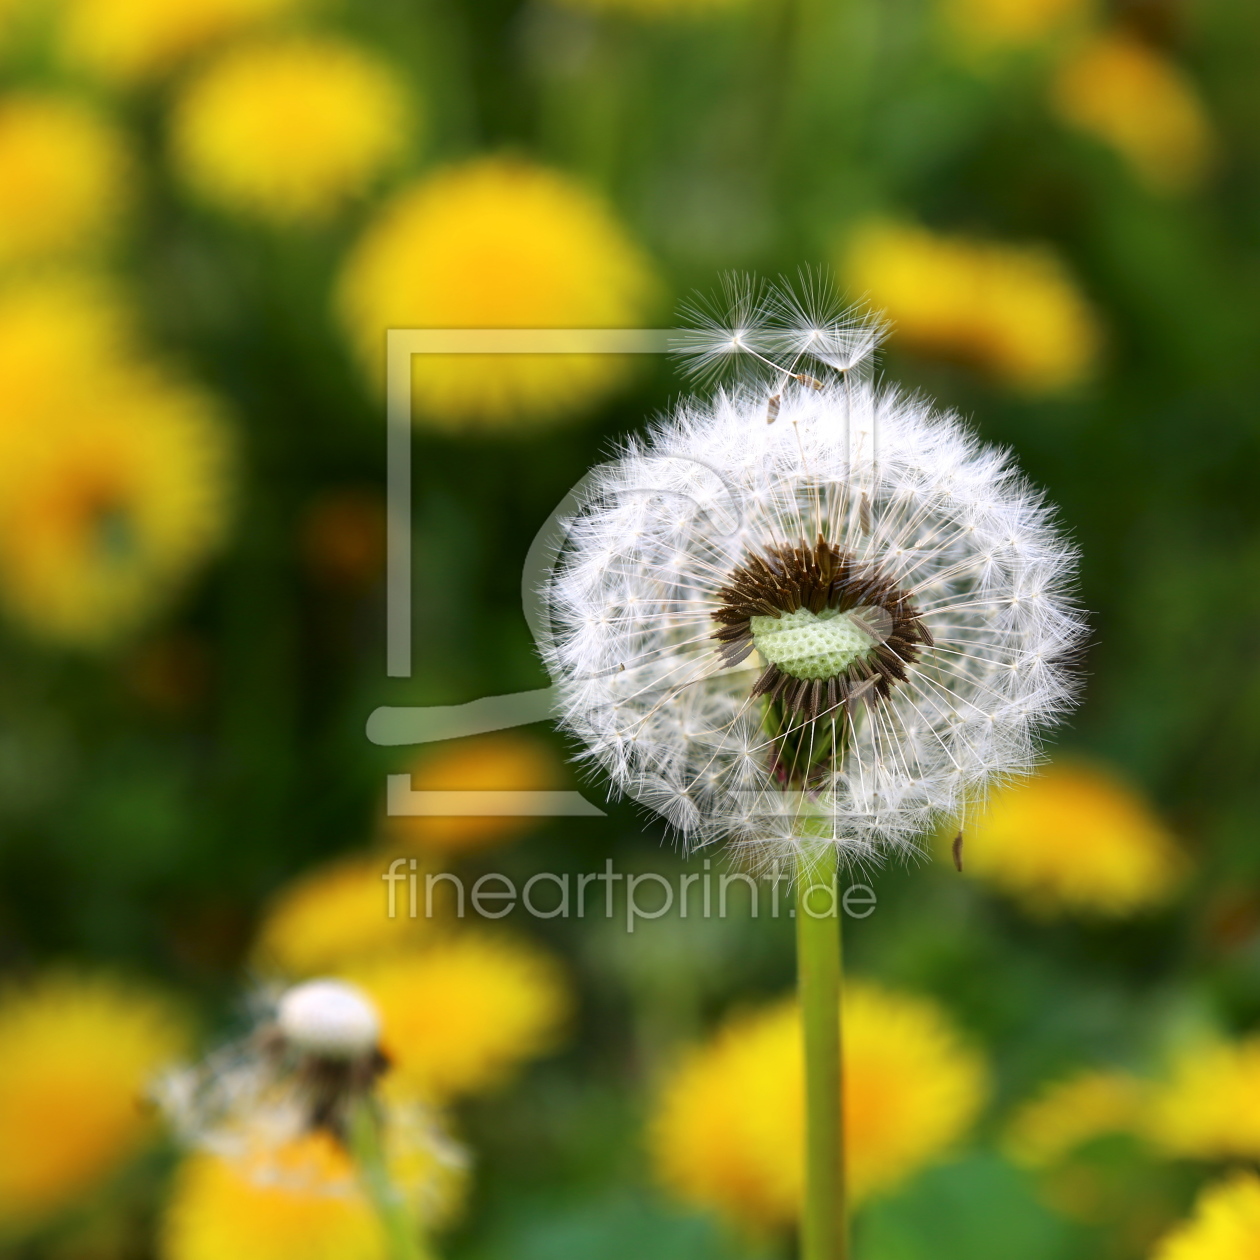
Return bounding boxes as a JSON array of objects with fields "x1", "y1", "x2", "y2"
[
  {"x1": 546, "y1": 276, "x2": 1085, "y2": 868},
  {"x1": 671, "y1": 269, "x2": 881, "y2": 393}
]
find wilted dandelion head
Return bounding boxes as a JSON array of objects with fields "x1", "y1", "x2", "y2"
[
  {"x1": 157, "y1": 978, "x2": 465, "y2": 1226},
  {"x1": 1005, "y1": 1068, "x2": 1145, "y2": 1169},
  {"x1": 842, "y1": 222, "x2": 1101, "y2": 394},
  {"x1": 170, "y1": 38, "x2": 412, "y2": 225},
  {"x1": 0, "y1": 971, "x2": 187, "y2": 1226},
  {"x1": 384, "y1": 732, "x2": 567, "y2": 855},
  {"x1": 0, "y1": 94, "x2": 133, "y2": 266},
  {"x1": 55, "y1": 0, "x2": 313, "y2": 84},
  {"x1": 961, "y1": 760, "x2": 1187, "y2": 916},
  {"x1": 649, "y1": 983, "x2": 987, "y2": 1225},
  {"x1": 348, "y1": 935, "x2": 570, "y2": 1100},
  {"x1": 253, "y1": 856, "x2": 442, "y2": 978},
  {"x1": 1151, "y1": 1173, "x2": 1260, "y2": 1260},
  {"x1": 0, "y1": 366, "x2": 234, "y2": 647},
  {"x1": 1052, "y1": 30, "x2": 1215, "y2": 194},
  {"x1": 1146, "y1": 1036, "x2": 1260, "y2": 1162},
  {"x1": 336, "y1": 156, "x2": 658, "y2": 430},
  {"x1": 546, "y1": 278, "x2": 1084, "y2": 867}
]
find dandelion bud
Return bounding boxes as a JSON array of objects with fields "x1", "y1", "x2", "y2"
[{"x1": 276, "y1": 979, "x2": 381, "y2": 1060}]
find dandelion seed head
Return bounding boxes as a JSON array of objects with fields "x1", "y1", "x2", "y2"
[
  {"x1": 546, "y1": 285, "x2": 1084, "y2": 865},
  {"x1": 156, "y1": 984, "x2": 462, "y2": 1211}
]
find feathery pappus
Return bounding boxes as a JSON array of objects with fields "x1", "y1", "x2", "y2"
[{"x1": 542, "y1": 276, "x2": 1085, "y2": 867}]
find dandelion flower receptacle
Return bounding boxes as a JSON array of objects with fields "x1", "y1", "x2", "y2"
[{"x1": 545, "y1": 278, "x2": 1082, "y2": 1259}]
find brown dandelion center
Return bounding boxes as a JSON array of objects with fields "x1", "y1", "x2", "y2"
[{"x1": 711, "y1": 535, "x2": 933, "y2": 722}]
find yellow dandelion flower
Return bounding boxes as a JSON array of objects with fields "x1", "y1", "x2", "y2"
[
  {"x1": 336, "y1": 155, "x2": 659, "y2": 430},
  {"x1": 169, "y1": 38, "x2": 411, "y2": 225},
  {"x1": 0, "y1": 274, "x2": 134, "y2": 442},
  {"x1": 649, "y1": 983, "x2": 987, "y2": 1229},
  {"x1": 0, "y1": 95, "x2": 133, "y2": 267},
  {"x1": 55, "y1": 0, "x2": 312, "y2": 85},
  {"x1": 1146, "y1": 1036, "x2": 1260, "y2": 1161},
  {"x1": 385, "y1": 732, "x2": 566, "y2": 856},
  {"x1": 0, "y1": 972, "x2": 187, "y2": 1226},
  {"x1": 1051, "y1": 31, "x2": 1215, "y2": 194},
  {"x1": 253, "y1": 855, "x2": 442, "y2": 977},
  {"x1": 1005, "y1": 1069, "x2": 1145, "y2": 1168},
  {"x1": 349, "y1": 934, "x2": 570, "y2": 1100},
  {"x1": 960, "y1": 761, "x2": 1188, "y2": 917},
  {"x1": 1152, "y1": 1173, "x2": 1260, "y2": 1260},
  {"x1": 842, "y1": 220, "x2": 1101, "y2": 393},
  {"x1": 0, "y1": 365, "x2": 234, "y2": 647},
  {"x1": 161, "y1": 1124, "x2": 464, "y2": 1260},
  {"x1": 943, "y1": 0, "x2": 1094, "y2": 52}
]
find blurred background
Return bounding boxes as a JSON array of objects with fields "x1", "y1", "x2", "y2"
[{"x1": 1, "y1": 0, "x2": 1258, "y2": 1257}]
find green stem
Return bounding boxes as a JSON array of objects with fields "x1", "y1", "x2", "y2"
[
  {"x1": 349, "y1": 1101, "x2": 428, "y2": 1260},
  {"x1": 796, "y1": 845, "x2": 846, "y2": 1260}
]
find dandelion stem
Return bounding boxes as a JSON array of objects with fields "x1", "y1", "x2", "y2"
[
  {"x1": 797, "y1": 843, "x2": 846, "y2": 1260},
  {"x1": 349, "y1": 1100, "x2": 428, "y2": 1260}
]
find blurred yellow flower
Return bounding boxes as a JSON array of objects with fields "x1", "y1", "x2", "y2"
[
  {"x1": 350, "y1": 934, "x2": 570, "y2": 1100},
  {"x1": 0, "y1": 972, "x2": 187, "y2": 1226},
  {"x1": 1146, "y1": 1036, "x2": 1260, "y2": 1161},
  {"x1": 0, "y1": 275, "x2": 132, "y2": 438},
  {"x1": 161, "y1": 1125, "x2": 464, "y2": 1260},
  {"x1": 0, "y1": 95, "x2": 133, "y2": 267},
  {"x1": 253, "y1": 855, "x2": 442, "y2": 977},
  {"x1": 943, "y1": 0, "x2": 1093, "y2": 51},
  {"x1": 649, "y1": 983, "x2": 987, "y2": 1228},
  {"x1": 843, "y1": 221, "x2": 1101, "y2": 393},
  {"x1": 554, "y1": 0, "x2": 744, "y2": 14},
  {"x1": 385, "y1": 732, "x2": 566, "y2": 856},
  {"x1": 1005, "y1": 1069, "x2": 1144, "y2": 1168},
  {"x1": 336, "y1": 156, "x2": 658, "y2": 429},
  {"x1": 169, "y1": 38, "x2": 411, "y2": 225},
  {"x1": 0, "y1": 365, "x2": 233, "y2": 647},
  {"x1": 1052, "y1": 31, "x2": 1215, "y2": 194},
  {"x1": 1152, "y1": 1173, "x2": 1260, "y2": 1260},
  {"x1": 961, "y1": 761, "x2": 1188, "y2": 917},
  {"x1": 55, "y1": 0, "x2": 312, "y2": 84}
]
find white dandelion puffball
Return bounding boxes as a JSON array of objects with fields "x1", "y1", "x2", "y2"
[
  {"x1": 277, "y1": 979, "x2": 381, "y2": 1059},
  {"x1": 543, "y1": 295, "x2": 1084, "y2": 866}
]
